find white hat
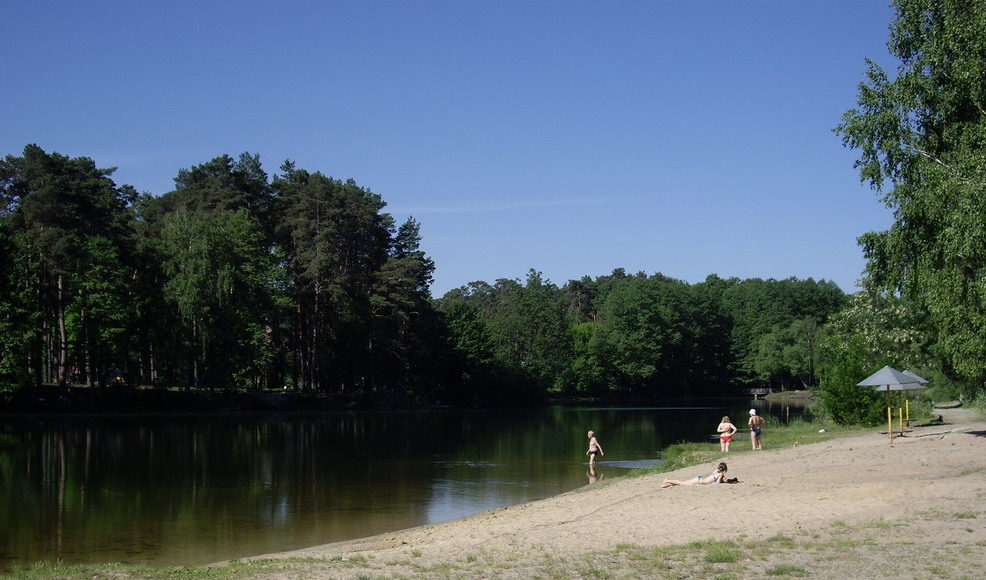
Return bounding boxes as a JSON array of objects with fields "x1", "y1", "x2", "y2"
[{"x1": 749, "y1": 409, "x2": 757, "y2": 415}]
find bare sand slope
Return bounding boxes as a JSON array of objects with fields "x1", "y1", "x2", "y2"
[{"x1": 249, "y1": 408, "x2": 986, "y2": 573}]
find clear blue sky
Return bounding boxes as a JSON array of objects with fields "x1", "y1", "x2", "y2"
[{"x1": 2, "y1": 1, "x2": 897, "y2": 296}]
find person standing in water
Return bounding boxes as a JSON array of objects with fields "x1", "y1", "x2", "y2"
[
  {"x1": 748, "y1": 409, "x2": 764, "y2": 450},
  {"x1": 586, "y1": 430, "x2": 604, "y2": 466},
  {"x1": 717, "y1": 416, "x2": 737, "y2": 453}
]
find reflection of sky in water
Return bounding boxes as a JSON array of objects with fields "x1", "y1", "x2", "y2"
[
  {"x1": 427, "y1": 474, "x2": 535, "y2": 523},
  {"x1": 595, "y1": 459, "x2": 662, "y2": 469},
  {"x1": 437, "y1": 460, "x2": 502, "y2": 468}
]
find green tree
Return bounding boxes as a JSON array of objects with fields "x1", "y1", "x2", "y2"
[
  {"x1": 272, "y1": 163, "x2": 392, "y2": 393},
  {"x1": 370, "y1": 217, "x2": 439, "y2": 397},
  {"x1": 562, "y1": 322, "x2": 609, "y2": 396},
  {"x1": 487, "y1": 270, "x2": 571, "y2": 392},
  {"x1": 836, "y1": 0, "x2": 986, "y2": 392},
  {"x1": 817, "y1": 333, "x2": 886, "y2": 425},
  {"x1": 591, "y1": 274, "x2": 707, "y2": 397},
  {"x1": 0, "y1": 144, "x2": 136, "y2": 387},
  {"x1": 159, "y1": 208, "x2": 280, "y2": 390},
  {"x1": 722, "y1": 277, "x2": 845, "y2": 386},
  {"x1": 752, "y1": 317, "x2": 822, "y2": 388}
]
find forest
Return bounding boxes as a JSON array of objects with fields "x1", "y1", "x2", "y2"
[
  {"x1": 0, "y1": 145, "x2": 850, "y2": 406},
  {"x1": 3, "y1": 0, "x2": 986, "y2": 420}
]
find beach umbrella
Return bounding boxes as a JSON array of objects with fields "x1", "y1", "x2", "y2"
[
  {"x1": 901, "y1": 369, "x2": 929, "y2": 385},
  {"x1": 857, "y1": 365, "x2": 923, "y2": 390},
  {"x1": 857, "y1": 366, "x2": 926, "y2": 443}
]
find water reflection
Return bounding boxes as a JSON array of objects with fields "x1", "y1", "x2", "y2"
[
  {"x1": 586, "y1": 464, "x2": 602, "y2": 484},
  {"x1": 0, "y1": 402, "x2": 798, "y2": 570}
]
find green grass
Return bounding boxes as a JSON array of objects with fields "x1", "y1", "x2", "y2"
[
  {"x1": 628, "y1": 417, "x2": 869, "y2": 478},
  {"x1": 698, "y1": 540, "x2": 741, "y2": 563},
  {"x1": 766, "y1": 563, "x2": 809, "y2": 577}
]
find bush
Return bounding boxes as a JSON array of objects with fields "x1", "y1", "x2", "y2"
[{"x1": 818, "y1": 335, "x2": 885, "y2": 425}]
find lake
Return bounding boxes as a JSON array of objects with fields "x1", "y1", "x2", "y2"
[{"x1": 0, "y1": 400, "x2": 803, "y2": 570}]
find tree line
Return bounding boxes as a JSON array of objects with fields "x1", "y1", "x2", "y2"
[
  {"x1": 0, "y1": 145, "x2": 849, "y2": 404},
  {"x1": 436, "y1": 271, "x2": 845, "y2": 402}
]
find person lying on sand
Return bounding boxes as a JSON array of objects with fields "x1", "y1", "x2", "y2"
[{"x1": 661, "y1": 462, "x2": 727, "y2": 488}]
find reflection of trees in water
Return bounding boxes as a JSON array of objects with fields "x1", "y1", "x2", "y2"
[
  {"x1": 1, "y1": 403, "x2": 793, "y2": 568},
  {"x1": 2, "y1": 415, "x2": 447, "y2": 568}
]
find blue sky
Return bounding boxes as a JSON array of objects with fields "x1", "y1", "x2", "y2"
[{"x1": 2, "y1": 1, "x2": 898, "y2": 296}]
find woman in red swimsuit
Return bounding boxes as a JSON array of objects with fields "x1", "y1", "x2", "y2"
[{"x1": 717, "y1": 416, "x2": 737, "y2": 452}]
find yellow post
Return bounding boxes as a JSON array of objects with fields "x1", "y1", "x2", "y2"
[
  {"x1": 898, "y1": 406, "x2": 903, "y2": 432},
  {"x1": 905, "y1": 397, "x2": 911, "y2": 427},
  {"x1": 887, "y1": 404, "x2": 893, "y2": 444}
]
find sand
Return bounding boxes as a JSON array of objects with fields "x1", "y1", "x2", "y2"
[{"x1": 243, "y1": 407, "x2": 986, "y2": 577}]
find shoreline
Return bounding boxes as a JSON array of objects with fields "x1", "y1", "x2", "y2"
[{"x1": 224, "y1": 407, "x2": 986, "y2": 577}]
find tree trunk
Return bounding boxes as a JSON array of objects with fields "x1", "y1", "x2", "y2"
[
  {"x1": 56, "y1": 275, "x2": 68, "y2": 386},
  {"x1": 82, "y1": 308, "x2": 93, "y2": 388}
]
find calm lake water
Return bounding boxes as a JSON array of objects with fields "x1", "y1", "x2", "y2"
[{"x1": 0, "y1": 400, "x2": 803, "y2": 570}]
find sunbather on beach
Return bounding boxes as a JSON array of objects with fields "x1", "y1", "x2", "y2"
[{"x1": 661, "y1": 462, "x2": 727, "y2": 488}]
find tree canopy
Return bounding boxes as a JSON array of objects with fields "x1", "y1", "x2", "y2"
[{"x1": 836, "y1": 0, "x2": 986, "y2": 391}]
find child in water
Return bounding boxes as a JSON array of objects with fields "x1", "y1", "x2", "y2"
[{"x1": 586, "y1": 430, "x2": 604, "y2": 466}]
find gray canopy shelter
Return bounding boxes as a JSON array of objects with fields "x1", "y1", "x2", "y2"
[
  {"x1": 857, "y1": 365, "x2": 928, "y2": 443},
  {"x1": 901, "y1": 369, "x2": 929, "y2": 386}
]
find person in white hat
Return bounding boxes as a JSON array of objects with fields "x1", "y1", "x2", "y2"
[{"x1": 748, "y1": 409, "x2": 764, "y2": 450}]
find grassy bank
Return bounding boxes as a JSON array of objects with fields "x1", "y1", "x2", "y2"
[{"x1": 633, "y1": 417, "x2": 868, "y2": 477}]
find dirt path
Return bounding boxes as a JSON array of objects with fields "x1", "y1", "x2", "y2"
[{"x1": 243, "y1": 408, "x2": 986, "y2": 578}]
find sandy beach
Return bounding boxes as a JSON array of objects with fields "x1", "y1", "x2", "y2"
[{"x1": 241, "y1": 407, "x2": 986, "y2": 578}]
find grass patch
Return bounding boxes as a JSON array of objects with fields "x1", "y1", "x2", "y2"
[
  {"x1": 690, "y1": 540, "x2": 741, "y2": 563},
  {"x1": 861, "y1": 519, "x2": 900, "y2": 530},
  {"x1": 766, "y1": 564, "x2": 809, "y2": 577},
  {"x1": 7, "y1": 557, "x2": 328, "y2": 579},
  {"x1": 766, "y1": 534, "x2": 798, "y2": 549}
]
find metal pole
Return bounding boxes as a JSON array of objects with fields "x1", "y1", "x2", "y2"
[{"x1": 887, "y1": 390, "x2": 893, "y2": 444}]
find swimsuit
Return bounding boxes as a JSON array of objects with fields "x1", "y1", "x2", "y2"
[
  {"x1": 720, "y1": 434, "x2": 732, "y2": 442},
  {"x1": 752, "y1": 428, "x2": 762, "y2": 435}
]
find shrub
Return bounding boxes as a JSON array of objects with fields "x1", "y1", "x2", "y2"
[{"x1": 818, "y1": 335, "x2": 884, "y2": 425}]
